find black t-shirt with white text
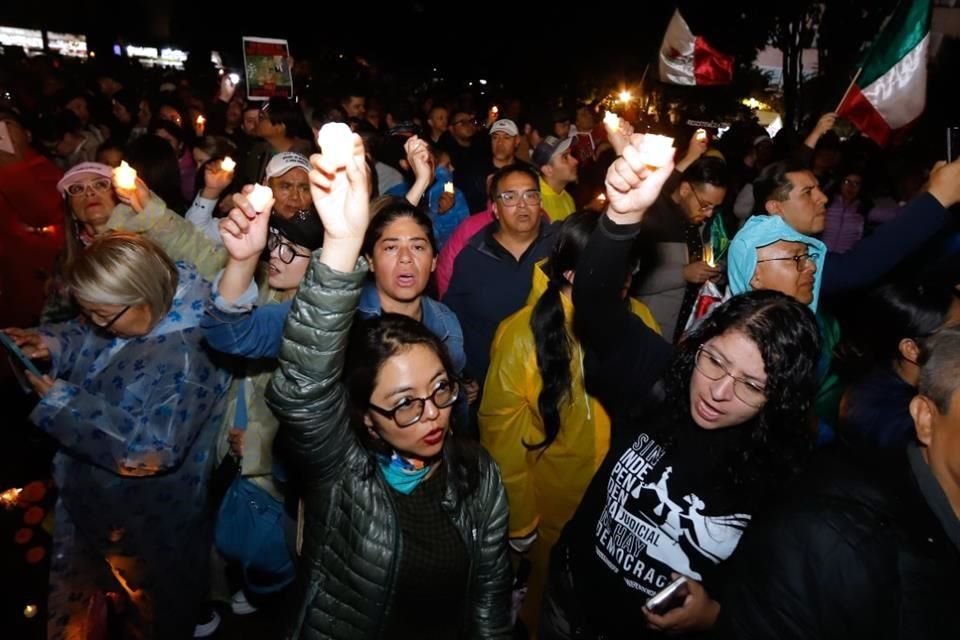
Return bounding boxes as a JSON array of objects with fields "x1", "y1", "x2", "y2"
[{"x1": 562, "y1": 414, "x2": 751, "y2": 638}]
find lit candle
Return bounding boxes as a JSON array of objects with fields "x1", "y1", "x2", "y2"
[
  {"x1": 597, "y1": 193, "x2": 607, "y2": 203},
  {"x1": 317, "y1": 122, "x2": 354, "y2": 168},
  {"x1": 603, "y1": 111, "x2": 620, "y2": 132},
  {"x1": 23, "y1": 604, "x2": 37, "y2": 619},
  {"x1": 196, "y1": 114, "x2": 206, "y2": 129},
  {"x1": 695, "y1": 128, "x2": 708, "y2": 142},
  {"x1": 246, "y1": 184, "x2": 273, "y2": 213},
  {"x1": 703, "y1": 243, "x2": 715, "y2": 268},
  {"x1": 221, "y1": 156, "x2": 236, "y2": 173},
  {"x1": 113, "y1": 161, "x2": 137, "y2": 191},
  {"x1": 491, "y1": 105, "x2": 499, "y2": 115},
  {"x1": 636, "y1": 134, "x2": 675, "y2": 169},
  {"x1": 443, "y1": 181, "x2": 455, "y2": 194},
  {"x1": 0, "y1": 487, "x2": 22, "y2": 509}
]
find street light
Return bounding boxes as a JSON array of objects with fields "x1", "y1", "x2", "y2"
[{"x1": 618, "y1": 90, "x2": 633, "y2": 103}]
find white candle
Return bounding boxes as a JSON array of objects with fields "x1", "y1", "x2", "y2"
[
  {"x1": 221, "y1": 156, "x2": 236, "y2": 173},
  {"x1": 317, "y1": 122, "x2": 354, "y2": 168},
  {"x1": 636, "y1": 134, "x2": 675, "y2": 168},
  {"x1": 443, "y1": 181, "x2": 455, "y2": 194},
  {"x1": 113, "y1": 161, "x2": 137, "y2": 190},
  {"x1": 695, "y1": 128, "x2": 708, "y2": 142},
  {"x1": 247, "y1": 184, "x2": 273, "y2": 212},
  {"x1": 603, "y1": 111, "x2": 620, "y2": 132},
  {"x1": 197, "y1": 115, "x2": 206, "y2": 126}
]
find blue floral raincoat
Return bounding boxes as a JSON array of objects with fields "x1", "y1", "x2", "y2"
[{"x1": 31, "y1": 262, "x2": 230, "y2": 640}]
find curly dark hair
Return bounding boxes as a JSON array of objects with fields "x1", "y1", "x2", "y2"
[
  {"x1": 651, "y1": 290, "x2": 821, "y2": 508},
  {"x1": 344, "y1": 312, "x2": 481, "y2": 498}
]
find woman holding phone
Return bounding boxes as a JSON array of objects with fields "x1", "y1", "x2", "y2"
[{"x1": 539, "y1": 137, "x2": 822, "y2": 639}]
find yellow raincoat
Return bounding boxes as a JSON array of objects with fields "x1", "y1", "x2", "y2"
[{"x1": 479, "y1": 260, "x2": 659, "y2": 633}]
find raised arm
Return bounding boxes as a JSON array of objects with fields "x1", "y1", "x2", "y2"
[
  {"x1": 265, "y1": 133, "x2": 371, "y2": 480},
  {"x1": 108, "y1": 177, "x2": 228, "y2": 279},
  {"x1": 822, "y1": 159, "x2": 960, "y2": 295},
  {"x1": 573, "y1": 137, "x2": 675, "y2": 418}
]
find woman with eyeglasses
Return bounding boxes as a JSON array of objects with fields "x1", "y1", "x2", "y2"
[
  {"x1": 4, "y1": 233, "x2": 231, "y2": 640},
  {"x1": 42, "y1": 162, "x2": 121, "y2": 323},
  {"x1": 262, "y1": 135, "x2": 512, "y2": 639},
  {"x1": 190, "y1": 183, "x2": 324, "y2": 619},
  {"x1": 538, "y1": 137, "x2": 821, "y2": 639}
]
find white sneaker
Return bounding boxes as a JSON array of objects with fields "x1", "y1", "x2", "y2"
[
  {"x1": 231, "y1": 589, "x2": 258, "y2": 616},
  {"x1": 193, "y1": 608, "x2": 221, "y2": 638}
]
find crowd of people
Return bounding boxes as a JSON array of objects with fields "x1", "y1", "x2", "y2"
[{"x1": 1, "y1": 51, "x2": 959, "y2": 640}]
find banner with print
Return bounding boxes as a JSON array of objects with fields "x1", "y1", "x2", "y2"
[{"x1": 242, "y1": 36, "x2": 294, "y2": 100}]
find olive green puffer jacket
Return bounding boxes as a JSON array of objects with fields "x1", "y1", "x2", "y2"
[{"x1": 266, "y1": 255, "x2": 513, "y2": 640}]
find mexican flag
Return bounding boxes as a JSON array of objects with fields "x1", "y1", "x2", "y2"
[
  {"x1": 837, "y1": 0, "x2": 931, "y2": 146},
  {"x1": 658, "y1": 9, "x2": 734, "y2": 86}
]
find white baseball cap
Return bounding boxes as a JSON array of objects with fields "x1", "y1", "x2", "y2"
[
  {"x1": 489, "y1": 119, "x2": 519, "y2": 137},
  {"x1": 265, "y1": 152, "x2": 312, "y2": 179}
]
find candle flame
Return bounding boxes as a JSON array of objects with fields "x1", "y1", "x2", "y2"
[
  {"x1": 603, "y1": 111, "x2": 620, "y2": 132},
  {"x1": 221, "y1": 156, "x2": 236, "y2": 173},
  {"x1": 0, "y1": 487, "x2": 22, "y2": 509},
  {"x1": 113, "y1": 161, "x2": 137, "y2": 190}
]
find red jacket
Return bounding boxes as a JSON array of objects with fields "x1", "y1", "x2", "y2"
[{"x1": 0, "y1": 151, "x2": 65, "y2": 328}]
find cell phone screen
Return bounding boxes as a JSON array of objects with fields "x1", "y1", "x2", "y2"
[{"x1": 0, "y1": 333, "x2": 43, "y2": 378}]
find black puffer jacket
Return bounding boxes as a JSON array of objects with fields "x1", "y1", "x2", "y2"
[
  {"x1": 266, "y1": 256, "x2": 513, "y2": 639},
  {"x1": 719, "y1": 447, "x2": 960, "y2": 640}
]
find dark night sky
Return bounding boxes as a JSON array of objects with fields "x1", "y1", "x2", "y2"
[{"x1": 0, "y1": 1, "x2": 700, "y2": 80}]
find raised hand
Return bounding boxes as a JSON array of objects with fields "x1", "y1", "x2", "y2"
[
  {"x1": 309, "y1": 133, "x2": 370, "y2": 243},
  {"x1": 114, "y1": 176, "x2": 152, "y2": 214},
  {"x1": 604, "y1": 134, "x2": 676, "y2": 224},
  {"x1": 405, "y1": 136, "x2": 433, "y2": 184},
  {"x1": 219, "y1": 186, "x2": 274, "y2": 262},
  {"x1": 927, "y1": 158, "x2": 960, "y2": 208},
  {"x1": 604, "y1": 116, "x2": 636, "y2": 156},
  {"x1": 804, "y1": 112, "x2": 838, "y2": 148},
  {"x1": 202, "y1": 160, "x2": 234, "y2": 198}
]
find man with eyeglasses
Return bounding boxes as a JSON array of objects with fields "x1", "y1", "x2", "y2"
[
  {"x1": 634, "y1": 148, "x2": 728, "y2": 342},
  {"x1": 726, "y1": 214, "x2": 842, "y2": 441},
  {"x1": 0, "y1": 106, "x2": 65, "y2": 329},
  {"x1": 444, "y1": 163, "x2": 558, "y2": 399},
  {"x1": 442, "y1": 108, "x2": 491, "y2": 213},
  {"x1": 753, "y1": 156, "x2": 960, "y2": 298}
]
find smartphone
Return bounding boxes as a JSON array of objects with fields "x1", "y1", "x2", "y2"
[
  {"x1": 948, "y1": 126, "x2": 960, "y2": 163},
  {"x1": 0, "y1": 332, "x2": 44, "y2": 378},
  {"x1": 645, "y1": 575, "x2": 689, "y2": 614}
]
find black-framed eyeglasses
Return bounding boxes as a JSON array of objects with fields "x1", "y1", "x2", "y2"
[
  {"x1": 755, "y1": 252, "x2": 819, "y2": 272},
  {"x1": 368, "y1": 380, "x2": 460, "y2": 427},
  {"x1": 84, "y1": 305, "x2": 131, "y2": 330},
  {"x1": 496, "y1": 190, "x2": 542, "y2": 207},
  {"x1": 695, "y1": 346, "x2": 766, "y2": 407},
  {"x1": 267, "y1": 231, "x2": 311, "y2": 264},
  {"x1": 66, "y1": 178, "x2": 113, "y2": 197},
  {"x1": 690, "y1": 187, "x2": 721, "y2": 213}
]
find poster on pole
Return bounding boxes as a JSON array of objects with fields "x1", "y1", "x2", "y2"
[{"x1": 242, "y1": 36, "x2": 293, "y2": 101}]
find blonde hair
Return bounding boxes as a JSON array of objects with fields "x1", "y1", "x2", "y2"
[{"x1": 64, "y1": 233, "x2": 178, "y2": 320}]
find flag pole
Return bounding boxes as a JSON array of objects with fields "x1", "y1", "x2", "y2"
[{"x1": 836, "y1": 67, "x2": 863, "y2": 112}]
